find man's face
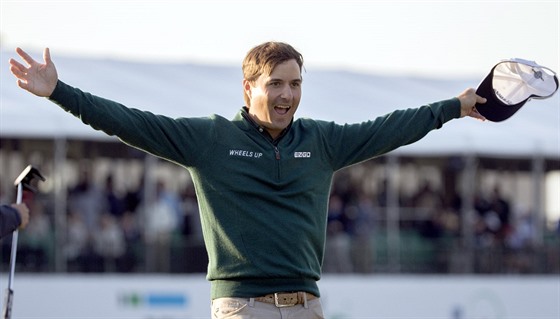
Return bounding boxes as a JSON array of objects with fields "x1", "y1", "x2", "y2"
[{"x1": 244, "y1": 59, "x2": 302, "y2": 139}]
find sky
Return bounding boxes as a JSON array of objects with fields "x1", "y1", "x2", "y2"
[{"x1": 1, "y1": 0, "x2": 559, "y2": 79}]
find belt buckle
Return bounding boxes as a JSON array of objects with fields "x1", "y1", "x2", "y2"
[{"x1": 274, "y1": 292, "x2": 297, "y2": 307}]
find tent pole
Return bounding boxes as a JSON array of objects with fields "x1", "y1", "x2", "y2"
[
  {"x1": 532, "y1": 151, "x2": 545, "y2": 247},
  {"x1": 386, "y1": 154, "x2": 400, "y2": 273},
  {"x1": 460, "y1": 153, "x2": 477, "y2": 273},
  {"x1": 53, "y1": 137, "x2": 68, "y2": 272},
  {"x1": 142, "y1": 154, "x2": 157, "y2": 272}
]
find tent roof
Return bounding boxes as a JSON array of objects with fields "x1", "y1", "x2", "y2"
[{"x1": 1, "y1": 50, "x2": 558, "y2": 158}]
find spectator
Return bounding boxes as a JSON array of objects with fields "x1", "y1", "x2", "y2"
[
  {"x1": 323, "y1": 194, "x2": 353, "y2": 273},
  {"x1": 18, "y1": 200, "x2": 51, "y2": 271},
  {"x1": 68, "y1": 169, "x2": 106, "y2": 234},
  {"x1": 489, "y1": 186, "x2": 512, "y2": 242},
  {"x1": 142, "y1": 180, "x2": 178, "y2": 272},
  {"x1": 348, "y1": 194, "x2": 376, "y2": 273},
  {"x1": 119, "y1": 211, "x2": 142, "y2": 272},
  {"x1": 65, "y1": 209, "x2": 90, "y2": 272},
  {"x1": 0, "y1": 203, "x2": 29, "y2": 238},
  {"x1": 104, "y1": 175, "x2": 126, "y2": 219},
  {"x1": 179, "y1": 183, "x2": 201, "y2": 239},
  {"x1": 92, "y1": 213, "x2": 126, "y2": 272}
]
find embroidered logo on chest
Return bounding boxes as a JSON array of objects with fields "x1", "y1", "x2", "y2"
[
  {"x1": 294, "y1": 152, "x2": 311, "y2": 158},
  {"x1": 229, "y1": 149, "x2": 263, "y2": 158}
]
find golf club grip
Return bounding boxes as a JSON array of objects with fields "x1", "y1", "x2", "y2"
[{"x1": 2, "y1": 288, "x2": 13, "y2": 319}]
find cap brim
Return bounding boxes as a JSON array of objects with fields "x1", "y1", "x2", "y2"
[{"x1": 475, "y1": 69, "x2": 525, "y2": 122}]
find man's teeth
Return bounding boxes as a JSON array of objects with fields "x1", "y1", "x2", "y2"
[{"x1": 274, "y1": 105, "x2": 290, "y2": 114}]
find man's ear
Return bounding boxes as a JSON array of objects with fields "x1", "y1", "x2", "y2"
[{"x1": 242, "y1": 79, "x2": 252, "y2": 99}]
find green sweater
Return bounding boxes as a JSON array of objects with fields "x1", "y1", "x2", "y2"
[{"x1": 49, "y1": 80, "x2": 461, "y2": 299}]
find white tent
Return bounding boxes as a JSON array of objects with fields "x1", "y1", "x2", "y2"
[
  {"x1": 1, "y1": 50, "x2": 559, "y2": 158},
  {"x1": 1, "y1": 50, "x2": 558, "y2": 272}
]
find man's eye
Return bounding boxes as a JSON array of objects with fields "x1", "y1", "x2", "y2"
[{"x1": 291, "y1": 82, "x2": 301, "y2": 88}]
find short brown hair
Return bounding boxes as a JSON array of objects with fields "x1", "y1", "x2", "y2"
[{"x1": 242, "y1": 42, "x2": 304, "y2": 106}]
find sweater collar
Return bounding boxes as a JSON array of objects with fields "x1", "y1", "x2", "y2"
[{"x1": 235, "y1": 107, "x2": 292, "y2": 143}]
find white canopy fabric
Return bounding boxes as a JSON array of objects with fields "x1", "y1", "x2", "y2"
[{"x1": 1, "y1": 50, "x2": 558, "y2": 158}]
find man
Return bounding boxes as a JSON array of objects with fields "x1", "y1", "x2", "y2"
[
  {"x1": 9, "y1": 42, "x2": 486, "y2": 318},
  {"x1": 0, "y1": 203, "x2": 30, "y2": 238}
]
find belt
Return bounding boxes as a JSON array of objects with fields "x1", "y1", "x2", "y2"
[{"x1": 254, "y1": 292, "x2": 317, "y2": 307}]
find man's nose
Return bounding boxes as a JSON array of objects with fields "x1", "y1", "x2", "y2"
[{"x1": 280, "y1": 84, "x2": 293, "y2": 100}]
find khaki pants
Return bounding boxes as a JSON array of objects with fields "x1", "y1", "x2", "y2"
[{"x1": 212, "y1": 297, "x2": 324, "y2": 319}]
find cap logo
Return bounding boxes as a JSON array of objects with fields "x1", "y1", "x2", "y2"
[
  {"x1": 494, "y1": 89, "x2": 513, "y2": 105},
  {"x1": 532, "y1": 69, "x2": 544, "y2": 81}
]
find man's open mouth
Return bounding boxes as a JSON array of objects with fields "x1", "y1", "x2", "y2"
[{"x1": 274, "y1": 105, "x2": 291, "y2": 115}]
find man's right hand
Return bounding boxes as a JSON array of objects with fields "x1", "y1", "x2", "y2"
[
  {"x1": 9, "y1": 47, "x2": 58, "y2": 97},
  {"x1": 11, "y1": 203, "x2": 30, "y2": 230}
]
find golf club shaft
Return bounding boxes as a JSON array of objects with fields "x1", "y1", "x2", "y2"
[
  {"x1": 8, "y1": 183, "x2": 22, "y2": 290},
  {"x1": 3, "y1": 183, "x2": 22, "y2": 319}
]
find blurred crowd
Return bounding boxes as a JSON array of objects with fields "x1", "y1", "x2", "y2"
[
  {"x1": 1, "y1": 166, "x2": 559, "y2": 274},
  {"x1": 1, "y1": 169, "x2": 201, "y2": 273},
  {"x1": 322, "y1": 174, "x2": 556, "y2": 274}
]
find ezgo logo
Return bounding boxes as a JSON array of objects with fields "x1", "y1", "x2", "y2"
[
  {"x1": 119, "y1": 292, "x2": 188, "y2": 309},
  {"x1": 294, "y1": 151, "x2": 311, "y2": 158}
]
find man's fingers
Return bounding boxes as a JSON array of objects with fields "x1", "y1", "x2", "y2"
[
  {"x1": 9, "y1": 59, "x2": 27, "y2": 76},
  {"x1": 16, "y1": 47, "x2": 37, "y2": 66},
  {"x1": 43, "y1": 47, "x2": 51, "y2": 64},
  {"x1": 471, "y1": 107, "x2": 486, "y2": 121},
  {"x1": 10, "y1": 65, "x2": 26, "y2": 79},
  {"x1": 8, "y1": 57, "x2": 30, "y2": 90},
  {"x1": 477, "y1": 96, "x2": 487, "y2": 104},
  {"x1": 16, "y1": 79, "x2": 29, "y2": 91}
]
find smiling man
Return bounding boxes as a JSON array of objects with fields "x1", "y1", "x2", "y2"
[
  {"x1": 9, "y1": 41, "x2": 485, "y2": 318},
  {"x1": 242, "y1": 44, "x2": 303, "y2": 140}
]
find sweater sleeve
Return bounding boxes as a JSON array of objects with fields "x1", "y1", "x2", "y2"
[
  {"x1": 48, "y1": 80, "x2": 215, "y2": 167},
  {"x1": 0, "y1": 205, "x2": 21, "y2": 238},
  {"x1": 323, "y1": 98, "x2": 461, "y2": 170}
]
